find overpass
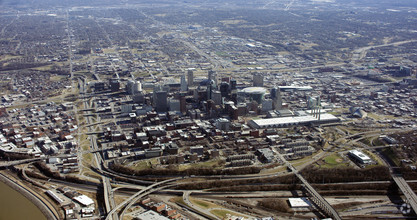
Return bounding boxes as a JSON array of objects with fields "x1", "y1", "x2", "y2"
[
  {"x1": 393, "y1": 175, "x2": 417, "y2": 215},
  {"x1": 275, "y1": 145, "x2": 341, "y2": 220},
  {"x1": 0, "y1": 158, "x2": 43, "y2": 168},
  {"x1": 287, "y1": 164, "x2": 342, "y2": 220},
  {"x1": 81, "y1": 82, "x2": 117, "y2": 220},
  {"x1": 106, "y1": 177, "x2": 181, "y2": 220}
]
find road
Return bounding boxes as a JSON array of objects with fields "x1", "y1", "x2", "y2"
[
  {"x1": 392, "y1": 175, "x2": 417, "y2": 214},
  {"x1": 80, "y1": 77, "x2": 117, "y2": 220},
  {"x1": 0, "y1": 158, "x2": 42, "y2": 168},
  {"x1": 106, "y1": 177, "x2": 181, "y2": 220},
  {"x1": 182, "y1": 191, "x2": 218, "y2": 220},
  {"x1": 66, "y1": 10, "x2": 76, "y2": 94},
  {"x1": 275, "y1": 148, "x2": 341, "y2": 220},
  {"x1": 352, "y1": 40, "x2": 417, "y2": 63},
  {"x1": 344, "y1": 127, "x2": 417, "y2": 215}
]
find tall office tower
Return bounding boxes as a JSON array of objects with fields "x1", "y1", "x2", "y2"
[
  {"x1": 180, "y1": 74, "x2": 187, "y2": 91},
  {"x1": 220, "y1": 82, "x2": 230, "y2": 98},
  {"x1": 212, "y1": 90, "x2": 222, "y2": 105},
  {"x1": 126, "y1": 80, "x2": 135, "y2": 95},
  {"x1": 126, "y1": 80, "x2": 142, "y2": 95},
  {"x1": 230, "y1": 78, "x2": 237, "y2": 90},
  {"x1": 208, "y1": 70, "x2": 217, "y2": 87},
  {"x1": 207, "y1": 80, "x2": 215, "y2": 100},
  {"x1": 154, "y1": 91, "x2": 168, "y2": 112},
  {"x1": 136, "y1": 81, "x2": 142, "y2": 93},
  {"x1": 187, "y1": 69, "x2": 194, "y2": 87},
  {"x1": 179, "y1": 95, "x2": 186, "y2": 113},
  {"x1": 168, "y1": 98, "x2": 181, "y2": 112},
  {"x1": 109, "y1": 78, "x2": 120, "y2": 92},
  {"x1": 271, "y1": 87, "x2": 282, "y2": 110},
  {"x1": 253, "y1": 73, "x2": 264, "y2": 87}
]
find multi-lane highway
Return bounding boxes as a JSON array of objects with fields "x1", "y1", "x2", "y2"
[
  {"x1": 80, "y1": 77, "x2": 117, "y2": 220},
  {"x1": 106, "y1": 177, "x2": 181, "y2": 220},
  {"x1": 0, "y1": 158, "x2": 42, "y2": 168},
  {"x1": 276, "y1": 149, "x2": 341, "y2": 220},
  {"x1": 392, "y1": 175, "x2": 417, "y2": 214}
]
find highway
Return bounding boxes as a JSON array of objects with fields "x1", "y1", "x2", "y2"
[
  {"x1": 276, "y1": 150, "x2": 341, "y2": 220},
  {"x1": 348, "y1": 127, "x2": 417, "y2": 215},
  {"x1": 80, "y1": 77, "x2": 117, "y2": 220},
  {"x1": 182, "y1": 191, "x2": 218, "y2": 220},
  {"x1": 106, "y1": 177, "x2": 181, "y2": 220},
  {"x1": 352, "y1": 40, "x2": 417, "y2": 63},
  {"x1": 392, "y1": 174, "x2": 417, "y2": 214},
  {"x1": 0, "y1": 158, "x2": 42, "y2": 168}
]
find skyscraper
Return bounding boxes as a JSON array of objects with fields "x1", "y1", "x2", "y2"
[
  {"x1": 187, "y1": 69, "x2": 194, "y2": 87},
  {"x1": 271, "y1": 87, "x2": 282, "y2": 110},
  {"x1": 127, "y1": 80, "x2": 142, "y2": 95},
  {"x1": 180, "y1": 74, "x2": 187, "y2": 91},
  {"x1": 253, "y1": 73, "x2": 264, "y2": 87},
  {"x1": 154, "y1": 91, "x2": 168, "y2": 112},
  {"x1": 208, "y1": 70, "x2": 217, "y2": 87}
]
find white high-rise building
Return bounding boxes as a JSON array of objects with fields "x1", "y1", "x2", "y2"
[
  {"x1": 127, "y1": 80, "x2": 142, "y2": 95},
  {"x1": 208, "y1": 70, "x2": 217, "y2": 87}
]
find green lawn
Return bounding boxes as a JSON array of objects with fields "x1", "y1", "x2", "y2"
[{"x1": 322, "y1": 153, "x2": 347, "y2": 168}]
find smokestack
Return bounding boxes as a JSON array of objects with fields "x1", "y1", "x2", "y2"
[{"x1": 318, "y1": 107, "x2": 321, "y2": 121}]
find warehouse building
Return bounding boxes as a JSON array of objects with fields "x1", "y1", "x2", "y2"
[{"x1": 248, "y1": 113, "x2": 340, "y2": 129}]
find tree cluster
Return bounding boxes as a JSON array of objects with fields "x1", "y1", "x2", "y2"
[
  {"x1": 110, "y1": 163, "x2": 261, "y2": 177},
  {"x1": 301, "y1": 166, "x2": 391, "y2": 183},
  {"x1": 257, "y1": 199, "x2": 292, "y2": 213},
  {"x1": 176, "y1": 174, "x2": 298, "y2": 190}
]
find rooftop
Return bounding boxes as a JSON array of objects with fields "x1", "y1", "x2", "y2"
[{"x1": 135, "y1": 210, "x2": 170, "y2": 220}]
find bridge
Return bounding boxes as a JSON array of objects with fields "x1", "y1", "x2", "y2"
[
  {"x1": 106, "y1": 177, "x2": 181, "y2": 220},
  {"x1": 287, "y1": 164, "x2": 342, "y2": 220},
  {"x1": 393, "y1": 174, "x2": 417, "y2": 215},
  {"x1": 274, "y1": 148, "x2": 341, "y2": 220},
  {"x1": 0, "y1": 158, "x2": 43, "y2": 168}
]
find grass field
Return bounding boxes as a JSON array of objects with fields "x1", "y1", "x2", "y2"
[
  {"x1": 131, "y1": 160, "x2": 152, "y2": 170},
  {"x1": 179, "y1": 159, "x2": 224, "y2": 171},
  {"x1": 190, "y1": 197, "x2": 220, "y2": 209},
  {"x1": 170, "y1": 196, "x2": 186, "y2": 206},
  {"x1": 322, "y1": 153, "x2": 346, "y2": 168},
  {"x1": 210, "y1": 209, "x2": 247, "y2": 219}
]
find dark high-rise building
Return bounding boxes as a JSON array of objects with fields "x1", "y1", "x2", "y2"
[
  {"x1": 94, "y1": 81, "x2": 106, "y2": 91},
  {"x1": 220, "y1": 82, "x2": 230, "y2": 98},
  {"x1": 180, "y1": 95, "x2": 186, "y2": 113},
  {"x1": 109, "y1": 78, "x2": 120, "y2": 92},
  {"x1": 271, "y1": 87, "x2": 282, "y2": 110},
  {"x1": 154, "y1": 91, "x2": 168, "y2": 112},
  {"x1": 230, "y1": 79, "x2": 237, "y2": 90}
]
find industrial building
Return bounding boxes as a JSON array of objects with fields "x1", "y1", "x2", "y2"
[
  {"x1": 248, "y1": 113, "x2": 340, "y2": 129},
  {"x1": 348, "y1": 150, "x2": 372, "y2": 165}
]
